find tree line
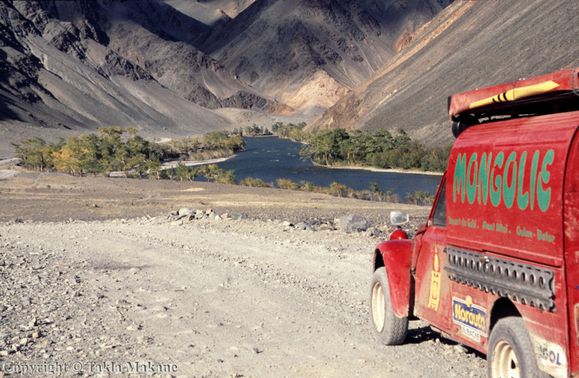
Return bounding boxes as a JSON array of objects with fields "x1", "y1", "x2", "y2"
[
  {"x1": 238, "y1": 176, "x2": 434, "y2": 205},
  {"x1": 265, "y1": 122, "x2": 450, "y2": 172},
  {"x1": 297, "y1": 128, "x2": 450, "y2": 172},
  {"x1": 13, "y1": 128, "x2": 245, "y2": 177}
]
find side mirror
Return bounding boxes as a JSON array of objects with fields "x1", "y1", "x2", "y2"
[{"x1": 390, "y1": 211, "x2": 409, "y2": 226}]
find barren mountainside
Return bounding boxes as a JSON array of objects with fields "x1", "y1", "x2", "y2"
[
  {"x1": 308, "y1": 0, "x2": 579, "y2": 145},
  {"x1": 1, "y1": 0, "x2": 577, "y2": 153},
  {"x1": 0, "y1": 0, "x2": 233, "y2": 142},
  {"x1": 164, "y1": 0, "x2": 256, "y2": 26},
  {"x1": 202, "y1": 0, "x2": 452, "y2": 116},
  {"x1": 0, "y1": 0, "x2": 453, "y2": 154}
]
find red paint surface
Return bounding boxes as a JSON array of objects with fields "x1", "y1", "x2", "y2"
[
  {"x1": 376, "y1": 240, "x2": 413, "y2": 317},
  {"x1": 374, "y1": 69, "x2": 578, "y2": 376},
  {"x1": 564, "y1": 127, "x2": 579, "y2": 374}
]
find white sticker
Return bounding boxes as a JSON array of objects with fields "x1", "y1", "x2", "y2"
[{"x1": 532, "y1": 335, "x2": 568, "y2": 378}]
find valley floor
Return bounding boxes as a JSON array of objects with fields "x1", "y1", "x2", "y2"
[{"x1": 0, "y1": 171, "x2": 486, "y2": 377}]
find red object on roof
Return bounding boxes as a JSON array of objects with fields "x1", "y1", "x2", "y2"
[{"x1": 449, "y1": 68, "x2": 578, "y2": 119}]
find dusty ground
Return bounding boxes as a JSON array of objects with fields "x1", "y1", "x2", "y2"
[
  {"x1": 0, "y1": 170, "x2": 486, "y2": 377},
  {"x1": 0, "y1": 170, "x2": 428, "y2": 224}
]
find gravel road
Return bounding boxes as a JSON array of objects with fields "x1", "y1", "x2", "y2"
[{"x1": 0, "y1": 215, "x2": 486, "y2": 377}]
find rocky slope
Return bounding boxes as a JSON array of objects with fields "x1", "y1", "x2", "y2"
[
  {"x1": 101, "y1": 0, "x2": 280, "y2": 111},
  {"x1": 308, "y1": 0, "x2": 579, "y2": 145},
  {"x1": 1, "y1": 0, "x2": 454, "y2": 149},
  {"x1": 203, "y1": 0, "x2": 452, "y2": 116},
  {"x1": 0, "y1": 0, "x2": 234, "y2": 140}
]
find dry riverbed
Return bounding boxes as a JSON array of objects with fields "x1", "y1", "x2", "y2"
[{"x1": 0, "y1": 171, "x2": 486, "y2": 377}]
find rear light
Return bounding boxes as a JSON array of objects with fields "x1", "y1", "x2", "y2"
[{"x1": 389, "y1": 229, "x2": 408, "y2": 240}]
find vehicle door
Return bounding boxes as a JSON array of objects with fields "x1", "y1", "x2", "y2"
[{"x1": 413, "y1": 177, "x2": 453, "y2": 332}]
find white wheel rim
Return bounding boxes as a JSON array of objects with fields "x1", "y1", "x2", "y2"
[
  {"x1": 492, "y1": 340, "x2": 521, "y2": 378},
  {"x1": 371, "y1": 282, "x2": 385, "y2": 332}
]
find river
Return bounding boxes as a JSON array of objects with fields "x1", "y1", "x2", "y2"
[{"x1": 217, "y1": 137, "x2": 442, "y2": 198}]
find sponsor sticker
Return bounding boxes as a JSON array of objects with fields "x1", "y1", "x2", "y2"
[
  {"x1": 532, "y1": 335, "x2": 567, "y2": 377},
  {"x1": 452, "y1": 296, "x2": 487, "y2": 343},
  {"x1": 427, "y1": 251, "x2": 441, "y2": 311}
]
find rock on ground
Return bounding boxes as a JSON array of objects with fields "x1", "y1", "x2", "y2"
[{"x1": 339, "y1": 214, "x2": 370, "y2": 233}]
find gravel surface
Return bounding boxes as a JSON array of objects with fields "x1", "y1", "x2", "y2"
[{"x1": 0, "y1": 214, "x2": 486, "y2": 377}]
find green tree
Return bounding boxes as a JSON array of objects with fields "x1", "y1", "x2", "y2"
[
  {"x1": 304, "y1": 129, "x2": 350, "y2": 165},
  {"x1": 175, "y1": 163, "x2": 192, "y2": 181},
  {"x1": 146, "y1": 159, "x2": 162, "y2": 180},
  {"x1": 13, "y1": 138, "x2": 57, "y2": 171}
]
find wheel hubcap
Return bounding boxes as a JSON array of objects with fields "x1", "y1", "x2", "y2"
[
  {"x1": 371, "y1": 282, "x2": 385, "y2": 332},
  {"x1": 492, "y1": 340, "x2": 521, "y2": 378}
]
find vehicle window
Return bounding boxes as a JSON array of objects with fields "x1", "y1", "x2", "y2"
[{"x1": 432, "y1": 181, "x2": 447, "y2": 227}]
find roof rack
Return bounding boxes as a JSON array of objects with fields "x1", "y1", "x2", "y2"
[{"x1": 448, "y1": 68, "x2": 579, "y2": 137}]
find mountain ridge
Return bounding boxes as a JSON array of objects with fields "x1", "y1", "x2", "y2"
[
  {"x1": 308, "y1": 0, "x2": 579, "y2": 144},
  {"x1": 0, "y1": 0, "x2": 453, "y2": 148},
  {"x1": 201, "y1": 0, "x2": 451, "y2": 115}
]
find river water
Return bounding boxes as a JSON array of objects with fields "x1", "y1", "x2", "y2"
[{"x1": 217, "y1": 137, "x2": 442, "y2": 198}]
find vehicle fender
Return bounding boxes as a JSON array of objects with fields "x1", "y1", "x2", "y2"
[{"x1": 375, "y1": 239, "x2": 414, "y2": 318}]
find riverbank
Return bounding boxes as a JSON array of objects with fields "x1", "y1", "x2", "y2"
[
  {"x1": 0, "y1": 170, "x2": 428, "y2": 223},
  {"x1": 160, "y1": 155, "x2": 236, "y2": 170},
  {"x1": 311, "y1": 161, "x2": 444, "y2": 176}
]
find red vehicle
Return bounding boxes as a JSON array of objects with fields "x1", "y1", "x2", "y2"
[{"x1": 370, "y1": 68, "x2": 579, "y2": 378}]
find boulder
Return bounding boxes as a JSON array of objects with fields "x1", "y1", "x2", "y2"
[
  {"x1": 294, "y1": 222, "x2": 313, "y2": 231},
  {"x1": 339, "y1": 214, "x2": 370, "y2": 233},
  {"x1": 178, "y1": 208, "x2": 193, "y2": 217}
]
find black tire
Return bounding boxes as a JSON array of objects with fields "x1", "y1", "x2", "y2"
[
  {"x1": 487, "y1": 317, "x2": 545, "y2": 378},
  {"x1": 370, "y1": 267, "x2": 408, "y2": 345}
]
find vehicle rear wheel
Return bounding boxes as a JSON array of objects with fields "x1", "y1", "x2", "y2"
[
  {"x1": 370, "y1": 267, "x2": 408, "y2": 345},
  {"x1": 488, "y1": 317, "x2": 543, "y2": 378}
]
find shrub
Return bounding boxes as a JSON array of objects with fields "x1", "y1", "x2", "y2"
[
  {"x1": 188, "y1": 164, "x2": 236, "y2": 184},
  {"x1": 13, "y1": 137, "x2": 59, "y2": 171},
  {"x1": 299, "y1": 181, "x2": 317, "y2": 192},
  {"x1": 240, "y1": 177, "x2": 272, "y2": 187},
  {"x1": 298, "y1": 127, "x2": 450, "y2": 172},
  {"x1": 174, "y1": 163, "x2": 194, "y2": 181},
  {"x1": 276, "y1": 178, "x2": 299, "y2": 190},
  {"x1": 214, "y1": 170, "x2": 236, "y2": 185},
  {"x1": 406, "y1": 191, "x2": 434, "y2": 206},
  {"x1": 327, "y1": 182, "x2": 350, "y2": 197}
]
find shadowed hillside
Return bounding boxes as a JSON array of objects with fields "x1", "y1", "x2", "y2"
[
  {"x1": 309, "y1": 0, "x2": 579, "y2": 144},
  {"x1": 0, "y1": 0, "x2": 234, "y2": 139},
  {"x1": 0, "y1": 0, "x2": 453, "y2": 146},
  {"x1": 165, "y1": 0, "x2": 256, "y2": 26},
  {"x1": 202, "y1": 0, "x2": 452, "y2": 116}
]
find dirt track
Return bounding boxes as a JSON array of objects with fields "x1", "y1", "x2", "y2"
[{"x1": 0, "y1": 172, "x2": 486, "y2": 377}]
